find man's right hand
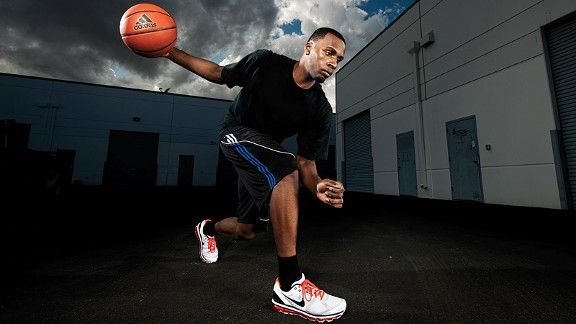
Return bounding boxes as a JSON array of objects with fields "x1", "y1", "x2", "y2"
[{"x1": 163, "y1": 47, "x2": 176, "y2": 58}]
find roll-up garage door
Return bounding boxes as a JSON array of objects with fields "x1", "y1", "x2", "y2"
[
  {"x1": 343, "y1": 110, "x2": 373, "y2": 192},
  {"x1": 546, "y1": 15, "x2": 576, "y2": 208}
]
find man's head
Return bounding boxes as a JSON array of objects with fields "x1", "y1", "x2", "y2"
[{"x1": 302, "y1": 27, "x2": 346, "y2": 83}]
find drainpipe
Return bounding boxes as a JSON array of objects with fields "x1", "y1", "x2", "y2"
[{"x1": 407, "y1": 31, "x2": 434, "y2": 191}]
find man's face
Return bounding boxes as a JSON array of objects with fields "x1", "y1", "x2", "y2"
[{"x1": 305, "y1": 33, "x2": 346, "y2": 83}]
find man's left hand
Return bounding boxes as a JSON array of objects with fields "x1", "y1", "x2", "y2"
[{"x1": 316, "y1": 179, "x2": 345, "y2": 208}]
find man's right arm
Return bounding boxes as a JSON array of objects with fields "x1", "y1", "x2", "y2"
[{"x1": 165, "y1": 47, "x2": 224, "y2": 85}]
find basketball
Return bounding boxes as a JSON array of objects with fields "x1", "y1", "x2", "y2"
[{"x1": 119, "y1": 3, "x2": 177, "y2": 58}]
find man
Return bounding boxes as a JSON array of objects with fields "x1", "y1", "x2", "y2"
[{"x1": 164, "y1": 27, "x2": 347, "y2": 322}]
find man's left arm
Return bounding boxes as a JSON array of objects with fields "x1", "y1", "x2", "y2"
[{"x1": 297, "y1": 155, "x2": 345, "y2": 208}]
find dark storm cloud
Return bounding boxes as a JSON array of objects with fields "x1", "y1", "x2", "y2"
[
  {"x1": 0, "y1": 0, "x2": 278, "y2": 91},
  {"x1": 168, "y1": 0, "x2": 279, "y2": 88},
  {"x1": 2, "y1": 1, "x2": 150, "y2": 80}
]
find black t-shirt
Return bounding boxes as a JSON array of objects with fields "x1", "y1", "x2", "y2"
[{"x1": 221, "y1": 49, "x2": 333, "y2": 161}]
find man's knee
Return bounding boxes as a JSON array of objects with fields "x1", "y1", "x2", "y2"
[
  {"x1": 236, "y1": 223, "x2": 256, "y2": 240},
  {"x1": 280, "y1": 170, "x2": 299, "y2": 184}
]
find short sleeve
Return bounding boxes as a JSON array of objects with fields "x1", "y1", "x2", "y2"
[
  {"x1": 297, "y1": 102, "x2": 333, "y2": 161},
  {"x1": 221, "y1": 49, "x2": 271, "y2": 88}
]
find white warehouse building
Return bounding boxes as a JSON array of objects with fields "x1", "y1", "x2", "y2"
[
  {"x1": 0, "y1": 73, "x2": 231, "y2": 187},
  {"x1": 336, "y1": 0, "x2": 576, "y2": 210}
]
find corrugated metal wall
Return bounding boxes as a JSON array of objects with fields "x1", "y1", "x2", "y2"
[
  {"x1": 343, "y1": 111, "x2": 373, "y2": 192},
  {"x1": 546, "y1": 15, "x2": 576, "y2": 208}
]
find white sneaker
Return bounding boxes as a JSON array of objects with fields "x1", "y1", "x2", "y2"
[
  {"x1": 194, "y1": 219, "x2": 218, "y2": 263},
  {"x1": 272, "y1": 274, "x2": 346, "y2": 322}
]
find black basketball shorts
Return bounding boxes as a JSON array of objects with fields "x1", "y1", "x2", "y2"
[{"x1": 219, "y1": 125, "x2": 297, "y2": 224}]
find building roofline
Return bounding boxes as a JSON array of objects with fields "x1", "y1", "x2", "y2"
[
  {"x1": 337, "y1": 0, "x2": 419, "y2": 74},
  {"x1": 0, "y1": 72, "x2": 233, "y2": 103}
]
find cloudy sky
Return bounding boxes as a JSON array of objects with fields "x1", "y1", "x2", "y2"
[{"x1": 1, "y1": 0, "x2": 414, "y2": 109}]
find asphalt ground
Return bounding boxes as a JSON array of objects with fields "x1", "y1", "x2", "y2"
[{"x1": 1, "y1": 187, "x2": 575, "y2": 323}]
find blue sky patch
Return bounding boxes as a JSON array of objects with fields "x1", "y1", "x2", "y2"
[
  {"x1": 279, "y1": 19, "x2": 303, "y2": 36},
  {"x1": 358, "y1": 0, "x2": 415, "y2": 20}
]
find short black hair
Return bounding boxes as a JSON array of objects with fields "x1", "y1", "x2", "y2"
[{"x1": 307, "y1": 27, "x2": 346, "y2": 45}]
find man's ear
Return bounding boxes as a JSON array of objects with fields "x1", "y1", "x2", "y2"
[{"x1": 305, "y1": 41, "x2": 313, "y2": 55}]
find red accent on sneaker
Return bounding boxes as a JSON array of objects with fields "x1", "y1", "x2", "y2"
[
  {"x1": 302, "y1": 279, "x2": 325, "y2": 302},
  {"x1": 273, "y1": 304, "x2": 342, "y2": 323},
  {"x1": 207, "y1": 236, "x2": 216, "y2": 253},
  {"x1": 194, "y1": 219, "x2": 218, "y2": 263}
]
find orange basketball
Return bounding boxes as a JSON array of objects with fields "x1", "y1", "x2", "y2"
[{"x1": 119, "y1": 3, "x2": 177, "y2": 58}]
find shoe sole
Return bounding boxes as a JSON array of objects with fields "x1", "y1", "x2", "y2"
[
  {"x1": 272, "y1": 301, "x2": 344, "y2": 322},
  {"x1": 194, "y1": 223, "x2": 216, "y2": 264}
]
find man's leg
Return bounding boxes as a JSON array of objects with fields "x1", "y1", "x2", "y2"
[
  {"x1": 269, "y1": 170, "x2": 302, "y2": 292},
  {"x1": 269, "y1": 170, "x2": 347, "y2": 322},
  {"x1": 209, "y1": 179, "x2": 259, "y2": 240},
  {"x1": 214, "y1": 217, "x2": 256, "y2": 240},
  {"x1": 196, "y1": 212, "x2": 258, "y2": 263},
  {"x1": 213, "y1": 126, "x2": 346, "y2": 320},
  {"x1": 269, "y1": 170, "x2": 299, "y2": 257},
  {"x1": 203, "y1": 169, "x2": 298, "y2": 257},
  {"x1": 196, "y1": 216, "x2": 257, "y2": 263},
  {"x1": 206, "y1": 170, "x2": 298, "y2": 253}
]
